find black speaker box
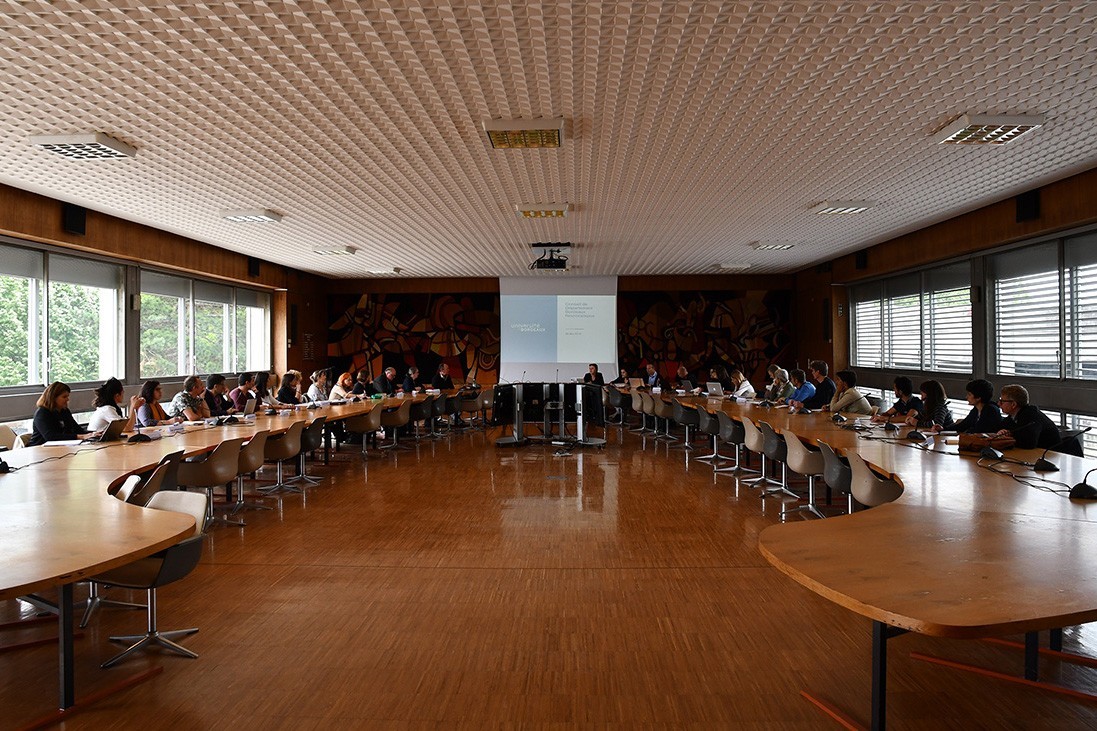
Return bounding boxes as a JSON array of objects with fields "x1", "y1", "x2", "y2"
[
  {"x1": 62, "y1": 203, "x2": 86, "y2": 235},
  {"x1": 1016, "y1": 190, "x2": 1041, "y2": 222}
]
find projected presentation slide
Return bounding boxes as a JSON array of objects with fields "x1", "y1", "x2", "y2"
[{"x1": 500, "y1": 294, "x2": 617, "y2": 380}]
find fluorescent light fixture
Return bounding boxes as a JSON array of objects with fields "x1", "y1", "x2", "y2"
[
  {"x1": 751, "y1": 241, "x2": 796, "y2": 251},
  {"x1": 367, "y1": 267, "x2": 402, "y2": 275},
  {"x1": 483, "y1": 117, "x2": 565, "y2": 149},
  {"x1": 29, "y1": 132, "x2": 136, "y2": 159},
  {"x1": 222, "y1": 209, "x2": 283, "y2": 223},
  {"x1": 515, "y1": 202, "x2": 569, "y2": 218},
  {"x1": 810, "y1": 201, "x2": 874, "y2": 215},
  {"x1": 313, "y1": 245, "x2": 356, "y2": 256},
  {"x1": 719, "y1": 263, "x2": 752, "y2": 271},
  {"x1": 933, "y1": 114, "x2": 1044, "y2": 145}
]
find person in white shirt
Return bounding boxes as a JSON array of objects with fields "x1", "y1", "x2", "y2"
[
  {"x1": 328, "y1": 371, "x2": 354, "y2": 401},
  {"x1": 306, "y1": 369, "x2": 329, "y2": 402},
  {"x1": 729, "y1": 369, "x2": 756, "y2": 399},
  {"x1": 88, "y1": 377, "x2": 142, "y2": 432}
]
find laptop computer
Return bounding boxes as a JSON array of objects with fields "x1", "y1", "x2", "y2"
[
  {"x1": 628, "y1": 377, "x2": 644, "y2": 389},
  {"x1": 680, "y1": 380, "x2": 693, "y2": 391},
  {"x1": 86, "y1": 418, "x2": 128, "y2": 443},
  {"x1": 243, "y1": 398, "x2": 258, "y2": 416},
  {"x1": 706, "y1": 381, "x2": 724, "y2": 397}
]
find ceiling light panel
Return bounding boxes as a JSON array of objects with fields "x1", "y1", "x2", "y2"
[
  {"x1": 314, "y1": 245, "x2": 356, "y2": 255},
  {"x1": 516, "y1": 203, "x2": 569, "y2": 218},
  {"x1": 483, "y1": 118, "x2": 565, "y2": 149},
  {"x1": 811, "y1": 202, "x2": 875, "y2": 215},
  {"x1": 222, "y1": 209, "x2": 282, "y2": 223},
  {"x1": 933, "y1": 114, "x2": 1044, "y2": 145},
  {"x1": 28, "y1": 132, "x2": 136, "y2": 159},
  {"x1": 751, "y1": 242, "x2": 796, "y2": 251}
]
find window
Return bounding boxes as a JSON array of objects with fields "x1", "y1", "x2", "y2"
[
  {"x1": 140, "y1": 270, "x2": 270, "y2": 378},
  {"x1": 1065, "y1": 233, "x2": 1097, "y2": 380},
  {"x1": 0, "y1": 245, "x2": 44, "y2": 387},
  {"x1": 850, "y1": 263, "x2": 972, "y2": 373},
  {"x1": 990, "y1": 243, "x2": 1060, "y2": 377},
  {"x1": 47, "y1": 255, "x2": 124, "y2": 383}
]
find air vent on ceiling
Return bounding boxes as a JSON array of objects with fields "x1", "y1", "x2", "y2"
[
  {"x1": 222, "y1": 209, "x2": 282, "y2": 223},
  {"x1": 751, "y1": 242, "x2": 796, "y2": 251},
  {"x1": 933, "y1": 114, "x2": 1044, "y2": 145},
  {"x1": 483, "y1": 118, "x2": 565, "y2": 149},
  {"x1": 29, "y1": 132, "x2": 136, "y2": 159},
  {"x1": 515, "y1": 202, "x2": 569, "y2": 218},
  {"x1": 810, "y1": 201, "x2": 874, "y2": 215}
]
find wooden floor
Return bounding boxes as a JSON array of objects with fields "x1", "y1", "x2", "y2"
[{"x1": 5, "y1": 425, "x2": 1097, "y2": 729}]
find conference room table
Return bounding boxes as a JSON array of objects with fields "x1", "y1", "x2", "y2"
[
  {"x1": 0, "y1": 392, "x2": 428, "y2": 717},
  {"x1": 675, "y1": 394, "x2": 1097, "y2": 729}
]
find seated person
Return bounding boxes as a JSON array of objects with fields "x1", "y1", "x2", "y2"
[
  {"x1": 329, "y1": 371, "x2": 355, "y2": 401},
  {"x1": 610, "y1": 367, "x2": 629, "y2": 386},
  {"x1": 954, "y1": 378, "x2": 1003, "y2": 434},
  {"x1": 906, "y1": 380, "x2": 955, "y2": 431},
  {"x1": 203, "y1": 374, "x2": 235, "y2": 417},
  {"x1": 995, "y1": 384, "x2": 1061, "y2": 449},
  {"x1": 824, "y1": 369, "x2": 873, "y2": 414},
  {"x1": 256, "y1": 371, "x2": 284, "y2": 407},
  {"x1": 584, "y1": 363, "x2": 605, "y2": 385},
  {"x1": 763, "y1": 364, "x2": 782, "y2": 400},
  {"x1": 432, "y1": 363, "x2": 455, "y2": 390},
  {"x1": 136, "y1": 380, "x2": 182, "y2": 427},
  {"x1": 708, "y1": 365, "x2": 733, "y2": 390},
  {"x1": 783, "y1": 369, "x2": 815, "y2": 405},
  {"x1": 796, "y1": 360, "x2": 836, "y2": 410},
  {"x1": 306, "y1": 369, "x2": 328, "y2": 402},
  {"x1": 673, "y1": 365, "x2": 693, "y2": 389},
  {"x1": 276, "y1": 373, "x2": 301, "y2": 405},
  {"x1": 286, "y1": 369, "x2": 305, "y2": 401},
  {"x1": 169, "y1": 376, "x2": 211, "y2": 420},
  {"x1": 373, "y1": 366, "x2": 398, "y2": 396},
  {"x1": 728, "y1": 369, "x2": 756, "y2": 399},
  {"x1": 769, "y1": 369, "x2": 794, "y2": 402},
  {"x1": 643, "y1": 363, "x2": 661, "y2": 389},
  {"x1": 872, "y1": 376, "x2": 922, "y2": 423},
  {"x1": 88, "y1": 377, "x2": 142, "y2": 432},
  {"x1": 351, "y1": 369, "x2": 374, "y2": 396},
  {"x1": 228, "y1": 372, "x2": 255, "y2": 411},
  {"x1": 28, "y1": 381, "x2": 94, "y2": 446},
  {"x1": 403, "y1": 366, "x2": 425, "y2": 394}
]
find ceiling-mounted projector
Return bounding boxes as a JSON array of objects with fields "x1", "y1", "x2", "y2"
[{"x1": 529, "y1": 242, "x2": 571, "y2": 271}]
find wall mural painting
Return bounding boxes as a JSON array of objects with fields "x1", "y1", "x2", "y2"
[
  {"x1": 617, "y1": 289, "x2": 793, "y2": 387},
  {"x1": 328, "y1": 292, "x2": 500, "y2": 384}
]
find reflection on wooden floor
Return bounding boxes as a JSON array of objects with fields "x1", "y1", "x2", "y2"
[{"x1": 4, "y1": 426, "x2": 1097, "y2": 729}]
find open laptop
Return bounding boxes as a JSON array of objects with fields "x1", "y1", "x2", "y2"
[
  {"x1": 86, "y1": 418, "x2": 128, "y2": 443},
  {"x1": 706, "y1": 381, "x2": 724, "y2": 397},
  {"x1": 242, "y1": 398, "x2": 258, "y2": 416},
  {"x1": 628, "y1": 377, "x2": 644, "y2": 390},
  {"x1": 680, "y1": 380, "x2": 693, "y2": 391}
]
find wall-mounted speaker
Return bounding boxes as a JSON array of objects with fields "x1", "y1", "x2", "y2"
[
  {"x1": 854, "y1": 251, "x2": 868, "y2": 270},
  {"x1": 61, "y1": 203, "x2": 86, "y2": 235},
  {"x1": 1016, "y1": 189, "x2": 1041, "y2": 222},
  {"x1": 247, "y1": 257, "x2": 261, "y2": 277}
]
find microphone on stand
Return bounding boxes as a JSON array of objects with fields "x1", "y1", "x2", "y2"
[
  {"x1": 521, "y1": 370, "x2": 526, "y2": 383},
  {"x1": 1033, "y1": 426, "x2": 1092, "y2": 472}
]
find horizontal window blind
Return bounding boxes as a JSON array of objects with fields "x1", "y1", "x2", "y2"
[
  {"x1": 1066, "y1": 233, "x2": 1097, "y2": 380},
  {"x1": 991, "y1": 243, "x2": 1060, "y2": 377}
]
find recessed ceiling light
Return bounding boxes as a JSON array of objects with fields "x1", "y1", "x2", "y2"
[
  {"x1": 933, "y1": 114, "x2": 1044, "y2": 145},
  {"x1": 515, "y1": 202, "x2": 569, "y2": 218},
  {"x1": 368, "y1": 267, "x2": 402, "y2": 275},
  {"x1": 810, "y1": 201, "x2": 874, "y2": 215},
  {"x1": 29, "y1": 132, "x2": 136, "y2": 159},
  {"x1": 313, "y1": 245, "x2": 356, "y2": 256},
  {"x1": 483, "y1": 118, "x2": 565, "y2": 149},
  {"x1": 751, "y1": 241, "x2": 796, "y2": 251},
  {"x1": 222, "y1": 209, "x2": 282, "y2": 223}
]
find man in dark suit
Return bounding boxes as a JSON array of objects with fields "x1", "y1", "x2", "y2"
[{"x1": 372, "y1": 367, "x2": 397, "y2": 396}]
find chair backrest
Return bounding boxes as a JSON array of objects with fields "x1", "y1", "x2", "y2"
[
  {"x1": 179, "y1": 437, "x2": 246, "y2": 488},
  {"x1": 114, "y1": 474, "x2": 143, "y2": 502},
  {"x1": 696, "y1": 408, "x2": 718, "y2": 435},
  {"x1": 847, "y1": 451, "x2": 904, "y2": 507},
  {"x1": 606, "y1": 387, "x2": 624, "y2": 409},
  {"x1": 640, "y1": 392, "x2": 655, "y2": 415},
  {"x1": 783, "y1": 430, "x2": 824, "y2": 476},
  {"x1": 146, "y1": 490, "x2": 208, "y2": 537},
  {"x1": 817, "y1": 440, "x2": 852, "y2": 494},
  {"x1": 409, "y1": 395, "x2": 435, "y2": 421},
  {"x1": 300, "y1": 416, "x2": 327, "y2": 451},
  {"x1": 741, "y1": 417, "x2": 764, "y2": 452},
  {"x1": 0, "y1": 425, "x2": 17, "y2": 450},
  {"x1": 758, "y1": 421, "x2": 787, "y2": 462},
  {"x1": 630, "y1": 391, "x2": 644, "y2": 412},
  {"x1": 265, "y1": 420, "x2": 305, "y2": 461},
  {"x1": 129, "y1": 453, "x2": 183, "y2": 506},
  {"x1": 237, "y1": 430, "x2": 271, "y2": 474},
  {"x1": 13, "y1": 432, "x2": 30, "y2": 449},
  {"x1": 1054, "y1": 428, "x2": 1086, "y2": 458},
  {"x1": 431, "y1": 394, "x2": 449, "y2": 418},
  {"x1": 673, "y1": 401, "x2": 699, "y2": 425},
  {"x1": 653, "y1": 396, "x2": 673, "y2": 419},
  {"x1": 380, "y1": 399, "x2": 411, "y2": 428},
  {"x1": 716, "y1": 411, "x2": 745, "y2": 445}
]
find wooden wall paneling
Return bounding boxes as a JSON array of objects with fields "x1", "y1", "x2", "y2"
[{"x1": 791, "y1": 266, "x2": 835, "y2": 371}]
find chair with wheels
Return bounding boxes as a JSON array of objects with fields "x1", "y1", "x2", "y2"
[
  {"x1": 817, "y1": 440, "x2": 854, "y2": 515},
  {"x1": 259, "y1": 421, "x2": 305, "y2": 494},
  {"x1": 847, "y1": 451, "x2": 904, "y2": 508},
  {"x1": 178, "y1": 438, "x2": 246, "y2": 528},
  {"x1": 231, "y1": 430, "x2": 272, "y2": 514},
  {"x1": 91, "y1": 490, "x2": 208, "y2": 668},
  {"x1": 780, "y1": 432, "x2": 827, "y2": 520}
]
